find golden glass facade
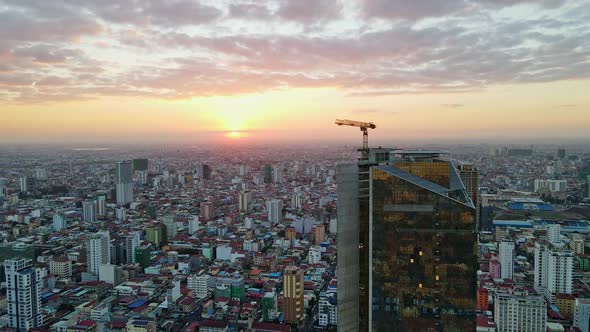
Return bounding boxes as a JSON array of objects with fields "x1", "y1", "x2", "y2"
[{"x1": 370, "y1": 163, "x2": 477, "y2": 331}]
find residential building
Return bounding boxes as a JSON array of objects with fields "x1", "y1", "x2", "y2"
[
  {"x1": 283, "y1": 266, "x2": 304, "y2": 324},
  {"x1": 494, "y1": 290, "x2": 546, "y2": 332},
  {"x1": 5, "y1": 259, "x2": 42, "y2": 330}
]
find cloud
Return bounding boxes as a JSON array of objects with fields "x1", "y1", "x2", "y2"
[
  {"x1": 0, "y1": 0, "x2": 588, "y2": 102},
  {"x1": 360, "y1": 0, "x2": 468, "y2": 20},
  {"x1": 229, "y1": 3, "x2": 273, "y2": 20},
  {"x1": 276, "y1": 0, "x2": 342, "y2": 22},
  {"x1": 442, "y1": 104, "x2": 464, "y2": 108}
]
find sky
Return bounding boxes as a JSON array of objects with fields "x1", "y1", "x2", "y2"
[{"x1": 1, "y1": 0, "x2": 589, "y2": 145}]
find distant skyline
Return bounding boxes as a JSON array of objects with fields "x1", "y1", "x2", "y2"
[{"x1": 1, "y1": 0, "x2": 589, "y2": 144}]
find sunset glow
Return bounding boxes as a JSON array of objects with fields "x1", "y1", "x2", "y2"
[{"x1": 0, "y1": 0, "x2": 589, "y2": 144}]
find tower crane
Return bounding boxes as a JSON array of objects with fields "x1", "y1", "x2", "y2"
[{"x1": 335, "y1": 119, "x2": 376, "y2": 159}]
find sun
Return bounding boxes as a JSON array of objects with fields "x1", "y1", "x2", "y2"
[{"x1": 227, "y1": 131, "x2": 241, "y2": 138}]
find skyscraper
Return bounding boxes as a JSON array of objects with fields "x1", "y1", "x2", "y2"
[
  {"x1": 163, "y1": 216, "x2": 177, "y2": 240},
  {"x1": 52, "y1": 213, "x2": 67, "y2": 231},
  {"x1": 534, "y1": 241, "x2": 574, "y2": 303},
  {"x1": 499, "y1": 241, "x2": 514, "y2": 280},
  {"x1": 239, "y1": 190, "x2": 253, "y2": 213},
  {"x1": 200, "y1": 201, "x2": 215, "y2": 220},
  {"x1": 266, "y1": 199, "x2": 283, "y2": 224},
  {"x1": 337, "y1": 149, "x2": 477, "y2": 331},
  {"x1": 96, "y1": 192, "x2": 107, "y2": 216},
  {"x1": 115, "y1": 160, "x2": 134, "y2": 205},
  {"x1": 125, "y1": 232, "x2": 140, "y2": 264},
  {"x1": 283, "y1": 266, "x2": 304, "y2": 324},
  {"x1": 86, "y1": 231, "x2": 111, "y2": 278},
  {"x1": 82, "y1": 200, "x2": 97, "y2": 223},
  {"x1": 263, "y1": 165, "x2": 273, "y2": 184},
  {"x1": 5, "y1": 258, "x2": 42, "y2": 330}
]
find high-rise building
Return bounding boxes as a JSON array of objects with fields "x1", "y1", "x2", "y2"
[
  {"x1": 96, "y1": 192, "x2": 107, "y2": 216},
  {"x1": 534, "y1": 241, "x2": 574, "y2": 302},
  {"x1": 239, "y1": 190, "x2": 253, "y2": 213},
  {"x1": 574, "y1": 298, "x2": 590, "y2": 332},
  {"x1": 116, "y1": 207, "x2": 126, "y2": 221},
  {"x1": 82, "y1": 200, "x2": 97, "y2": 223},
  {"x1": 188, "y1": 215, "x2": 200, "y2": 235},
  {"x1": 548, "y1": 224, "x2": 561, "y2": 243},
  {"x1": 19, "y1": 176, "x2": 27, "y2": 193},
  {"x1": 273, "y1": 165, "x2": 284, "y2": 183},
  {"x1": 132, "y1": 158, "x2": 149, "y2": 171},
  {"x1": 291, "y1": 193, "x2": 304, "y2": 211},
  {"x1": 319, "y1": 283, "x2": 337, "y2": 327},
  {"x1": 34, "y1": 167, "x2": 47, "y2": 180},
  {"x1": 49, "y1": 256, "x2": 72, "y2": 279},
  {"x1": 52, "y1": 213, "x2": 67, "y2": 231},
  {"x1": 283, "y1": 266, "x2": 304, "y2": 324},
  {"x1": 499, "y1": 241, "x2": 514, "y2": 280},
  {"x1": 262, "y1": 292, "x2": 278, "y2": 321},
  {"x1": 146, "y1": 224, "x2": 166, "y2": 248},
  {"x1": 337, "y1": 149, "x2": 477, "y2": 331},
  {"x1": 558, "y1": 148, "x2": 566, "y2": 159},
  {"x1": 195, "y1": 164, "x2": 211, "y2": 180},
  {"x1": 314, "y1": 224, "x2": 325, "y2": 245},
  {"x1": 115, "y1": 160, "x2": 134, "y2": 204},
  {"x1": 135, "y1": 245, "x2": 151, "y2": 268},
  {"x1": 457, "y1": 163, "x2": 479, "y2": 205},
  {"x1": 266, "y1": 199, "x2": 283, "y2": 224},
  {"x1": 86, "y1": 231, "x2": 111, "y2": 278},
  {"x1": 200, "y1": 201, "x2": 215, "y2": 220},
  {"x1": 163, "y1": 216, "x2": 177, "y2": 240},
  {"x1": 125, "y1": 232, "x2": 140, "y2": 264},
  {"x1": 263, "y1": 165, "x2": 273, "y2": 184},
  {"x1": 187, "y1": 272, "x2": 210, "y2": 299},
  {"x1": 494, "y1": 289, "x2": 546, "y2": 332},
  {"x1": 309, "y1": 245, "x2": 321, "y2": 264},
  {"x1": 5, "y1": 259, "x2": 42, "y2": 330}
]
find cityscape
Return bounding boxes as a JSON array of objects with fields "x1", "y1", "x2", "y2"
[
  {"x1": 1, "y1": 142, "x2": 590, "y2": 331},
  {"x1": 2, "y1": 0, "x2": 590, "y2": 332}
]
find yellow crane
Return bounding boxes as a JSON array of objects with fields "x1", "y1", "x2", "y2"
[{"x1": 335, "y1": 119, "x2": 376, "y2": 159}]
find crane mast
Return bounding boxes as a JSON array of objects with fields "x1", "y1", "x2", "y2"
[{"x1": 335, "y1": 119, "x2": 376, "y2": 159}]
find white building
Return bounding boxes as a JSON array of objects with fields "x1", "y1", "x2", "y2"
[
  {"x1": 273, "y1": 166, "x2": 284, "y2": 183},
  {"x1": 499, "y1": 241, "x2": 514, "y2": 280},
  {"x1": 115, "y1": 160, "x2": 134, "y2": 204},
  {"x1": 189, "y1": 215, "x2": 200, "y2": 235},
  {"x1": 534, "y1": 242, "x2": 574, "y2": 302},
  {"x1": 82, "y1": 200, "x2": 97, "y2": 223},
  {"x1": 266, "y1": 199, "x2": 283, "y2": 224},
  {"x1": 571, "y1": 236, "x2": 585, "y2": 255},
  {"x1": 216, "y1": 245, "x2": 232, "y2": 261},
  {"x1": 309, "y1": 245, "x2": 322, "y2": 264},
  {"x1": 49, "y1": 257, "x2": 72, "y2": 278},
  {"x1": 53, "y1": 213, "x2": 67, "y2": 231},
  {"x1": 188, "y1": 273, "x2": 211, "y2": 299},
  {"x1": 115, "y1": 207, "x2": 126, "y2": 221},
  {"x1": 87, "y1": 231, "x2": 111, "y2": 278},
  {"x1": 574, "y1": 298, "x2": 590, "y2": 332},
  {"x1": 534, "y1": 179, "x2": 567, "y2": 193},
  {"x1": 319, "y1": 291, "x2": 337, "y2": 327},
  {"x1": 548, "y1": 224, "x2": 561, "y2": 243},
  {"x1": 96, "y1": 193, "x2": 107, "y2": 216},
  {"x1": 494, "y1": 290, "x2": 546, "y2": 332},
  {"x1": 5, "y1": 259, "x2": 42, "y2": 330},
  {"x1": 126, "y1": 232, "x2": 140, "y2": 264}
]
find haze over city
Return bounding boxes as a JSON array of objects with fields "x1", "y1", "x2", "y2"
[{"x1": 1, "y1": 0, "x2": 589, "y2": 145}]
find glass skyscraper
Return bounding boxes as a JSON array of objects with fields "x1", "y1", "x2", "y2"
[{"x1": 337, "y1": 150, "x2": 477, "y2": 332}]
